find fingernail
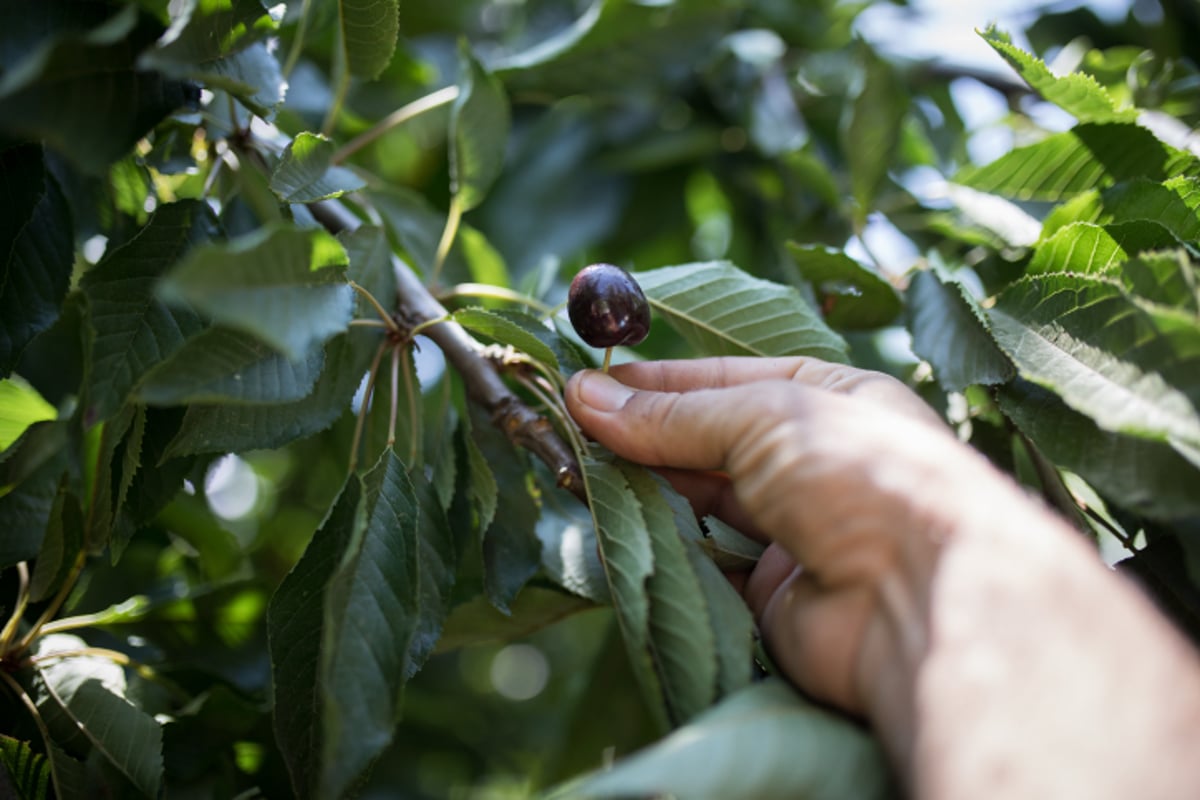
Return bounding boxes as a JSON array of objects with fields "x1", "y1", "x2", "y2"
[{"x1": 578, "y1": 371, "x2": 633, "y2": 412}]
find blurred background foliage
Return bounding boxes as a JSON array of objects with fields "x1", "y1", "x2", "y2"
[{"x1": 2, "y1": 0, "x2": 1199, "y2": 797}]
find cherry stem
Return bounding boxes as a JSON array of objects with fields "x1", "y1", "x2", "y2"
[
  {"x1": 348, "y1": 339, "x2": 390, "y2": 474},
  {"x1": 602, "y1": 347, "x2": 613, "y2": 374},
  {"x1": 0, "y1": 562, "x2": 30, "y2": 653}
]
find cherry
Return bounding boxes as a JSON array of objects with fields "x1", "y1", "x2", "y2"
[{"x1": 567, "y1": 264, "x2": 651, "y2": 349}]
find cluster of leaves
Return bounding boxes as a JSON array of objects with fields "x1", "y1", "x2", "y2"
[{"x1": 1, "y1": 0, "x2": 1198, "y2": 798}]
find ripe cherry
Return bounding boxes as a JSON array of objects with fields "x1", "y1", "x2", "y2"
[{"x1": 567, "y1": 263, "x2": 651, "y2": 351}]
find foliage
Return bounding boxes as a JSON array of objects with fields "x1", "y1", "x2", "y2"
[{"x1": 1, "y1": 0, "x2": 1199, "y2": 798}]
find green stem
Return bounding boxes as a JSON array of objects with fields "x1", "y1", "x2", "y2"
[
  {"x1": 333, "y1": 86, "x2": 460, "y2": 164},
  {"x1": 0, "y1": 562, "x2": 30, "y2": 653},
  {"x1": 403, "y1": 347, "x2": 420, "y2": 464},
  {"x1": 349, "y1": 280, "x2": 402, "y2": 332},
  {"x1": 602, "y1": 347, "x2": 613, "y2": 373},
  {"x1": 348, "y1": 339, "x2": 390, "y2": 474},
  {"x1": 387, "y1": 344, "x2": 400, "y2": 449},
  {"x1": 281, "y1": 0, "x2": 313, "y2": 77},
  {"x1": 430, "y1": 194, "x2": 463, "y2": 287},
  {"x1": 15, "y1": 551, "x2": 86, "y2": 654},
  {"x1": 322, "y1": 40, "x2": 350, "y2": 137},
  {"x1": 437, "y1": 283, "x2": 557, "y2": 316}
]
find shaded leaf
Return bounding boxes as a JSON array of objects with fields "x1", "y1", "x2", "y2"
[
  {"x1": 700, "y1": 514, "x2": 765, "y2": 572},
  {"x1": 144, "y1": 0, "x2": 275, "y2": 65},
  {"x1": 343, "y1": 225, "x2": 398, "y2": 320},
  {"x1": 0, "y1": 734, "x2": 48, "y2": 800},
  {"x1": 339, "y1": 0, "x2": 399, "y2": 80},
  {"x1": 453, "y1": 307, "x2": 559, "y2": 370},
  {"x1": 28, "y1": 478, "x2": 83, "y2": 602},
  {"x1": 436, "y1": 585, "x2": 597, "y2": 653},
  {"x1": 403, "y1": 469, "x2": 456, "y2": 678},
  {"x1": 536, "y1": 496, "x2": 611, "y2": 604},
  {"x1": 0, "y1": 145, "x2": 73, "y2": 377},
  {"x1": 905, "y1": 269, "x2": 1014, "y2": 391},
  {"x1": 1121, "y1": 250, "x2": 1200, "y2": 312},
  {"x1": 82, "y1": 200, "x2": 216, "y2": 422},
  {"x1": 546, "y1": 679, "x2": 892, "y2": 800},
  {"x1": 637, "y1": 261, "x2": 849, "y2": 362},
  {"x1": 158, "y1": 224, "x2": 353, "y2": 361},
  {"x1": 787, "y1": 242, "x2": 902, "y2": 330},
  {"x1": 843, "y1": 47, "x2": 908, "y2": 221},
  {"x1": 450, "y1": 45, "x2": 510, "y2": 211},
  {"x1": 0, "y1": 421, "x2": 70, "y2": 569},
  {"x1": 270, "y1": 133, "x2": 365, "y2": 204}
]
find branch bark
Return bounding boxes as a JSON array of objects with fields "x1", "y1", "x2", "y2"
[{"x1": 310, "y1": 201, "x2": 586, "y2": 500}]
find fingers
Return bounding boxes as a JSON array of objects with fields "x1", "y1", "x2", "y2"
[{"x1": 653, "y1": 468, "x2": 766, "y2": 543}]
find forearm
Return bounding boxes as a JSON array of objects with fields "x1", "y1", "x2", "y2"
[{"x1": 866, "y1": 469, "x2": 1200, "y2": 798}]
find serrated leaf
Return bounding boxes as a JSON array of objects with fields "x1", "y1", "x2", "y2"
[
  {"x1": 403, "y1": 470, "x2": 456, "y2": 678},
  {"x1": 0, "y1": 734, "x2": 50, "y2": 800},
  {"x1": 163, "y1": 327, "x2": 380, "y2": 457},
  {"x1": 1046, "y1": 177, "x2": 1200, "y2": 244},
  {"x1": 343, "y1": 225, "x2": 397, "y2": 318},
  {"x1": 637, "y1": 261, "x2": 849, "y2": 362},
  {"x1": 582, "y1": 452, "x2": 669, "y2": 731},
  {"x1": 906, "y1": 268, "x2": 1014, "y2": 392},
  {"x1": 787, "y1": 242, "x2": 902, "y2": 330},
  {"x1": 843, "y1": 47, "x2": 908, "y2": 220},
  {"x1": 0, "y1": 145, "x2": 73, "y2": 377},
  {"x1": 28, "y1": 478, "x2": 82, "y2": 602},
  {"x1": 137, "y1": 327, "x2": 325, "y2": 406},
  {"x1": 339, "y1": 0, "x2": 399, "y2": 80},
  {"x1": 450, "y1": 45, "x2": 510, "y2": 211},
  {"x1": 435, "y1": 586, "x2": 595, "y2": 653},
  {"x1": 142, "y1": 0, "x2": 276, "y2": 66},
  {"x1": 1121, "y1": 251, "x2": 1200, "y2": 312},
  {"x1": 957, "y1": 123, "x2": 1200, "y2": 201},
  {"x1": 195, "y1": 42, "x2": 286, "y2": 118},
  {"x1": 619, "y1": 462, "x2": 717, "y2": 725},
  {"x1": 82, "y1": 200, "x2": 216, "y2": 422},
  {"x1": 453, "y1": 307, "x2": 559, "y2": 370},
  {"x1": 1028, "y1": 220, "x2": 1183, "y2": 275},
  {"x1": 270, "y1": 133, "x2": 365, "y2": 203},
  {"x1": 0, "y1": 421, "x2": 69, "y2": 569},
  {"x1": 33, "y1": 636, "x2": 163, "y2": 798},
  {"x1": 319, "y1": 451, "x2": 420, "y2": 799},
  {"x1": 545, "y1": 679, "x2": 892, "y2": 800},
  {"x1": 980, "y1": 26, "x2": 1135, "y2": 123},
  {"x1": 157, "y1": 224, "x2": 353, "y2": 361},
  {"x1": 536, "y1": 498, "x2": 611, "y2": 604},
  {"x1": 989, "y1": 273, "x2": 1200, "y2": 450},
  {"x1": 998, "y1": 380, "x2": 1200, "y2": 521}
]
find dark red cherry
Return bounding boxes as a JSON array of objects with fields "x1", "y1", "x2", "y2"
[{"x1": 567, "y1": 264, "x2": 651, "y2": 349}]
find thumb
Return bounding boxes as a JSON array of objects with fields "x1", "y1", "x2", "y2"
[{"x1": 565, "y1": 369, "x2": 798, "y2": 471}]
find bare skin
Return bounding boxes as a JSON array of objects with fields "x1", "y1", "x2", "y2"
[{"x1": 565, "y1": 357, "x2": 1200, "y2": 799}]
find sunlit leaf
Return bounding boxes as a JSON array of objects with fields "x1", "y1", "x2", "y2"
[
  {"x1": 1028, "y1": 220, "x2": 1183, "y2": 275},
  {"x1": 142, "y1": 0, "x2": 276, "y2": 65},
  {"x1": 157, "y1": 224, "x2": 353, "y2": 361},
  {"x1": 339, "y1": 0, "x2": 398, "y2": 80},
  {"x1": 0, "y1": 378, "x2": 56, "y2": 451},
  {"x1": 450, "y1": 44, "x2": 510, "y2": 211},
  {"x1": 546, "y1": 679, "x2": 893, "y2": 800},
  {"x1": 270, "y1": 132, "x2": 365, "y2": 203},
  {"x1": 453, "y1": 307, "x2": 560, "y2": 370},
  {"x1": 637, "y1": 261, "x2": 849, "y2": 362},
  {"x1": 787, "y1": 242, "x2": 902, "y2": 329}
]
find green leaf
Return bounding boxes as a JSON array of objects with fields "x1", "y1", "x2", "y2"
[
  {"x1": 1045, "y1": 177, "x2": 1200, "y2": 244},
  {"x1": 194, "y1": 42, "x2": 286, "y2": 118},
  {"x1": 618, "y1": 462, "x2": 718, "y2": 725},
  {"x1": 989, "y1": 273, "x2": 1200, "y2": 450},
  {"x1": 163, "y1": 327, "x2": 380, "y2": 457},
  {"x1": 142, "y1": 0, "x2": 276, "y2": 65},
  {"x1": 787, "y1": 242, "x2": 902, "y2": 329},
  {"x1": 0, "y1": 5, "x2": 195, "y2": 173},
  {"x1": 136, "y1": 327, "x2": 326, "y2": 406},
  {"x1": 343, "y1": 225, "x2": 398, "y2": 320},
  {"x1": 157, "y1": 224, "x2": 353, "y2": 361},
  {"x1": 0, "y1": 735, "x2": 50, "y2": 800},
  {"x1": 82, "y1": 200, "x2": 216, "y2": 422},
  {"x1": 1120, "y1": 251, "x2": 1200, "y2": 312},
  {"x1": 0, "y1": 378, "x2": 56, "y2": 451},
  {"x1": 450, "y1": 45, "x2": 511, "y2": 212},
  {"x1": 0, "y1": 421, "x2": 69, "y2": 569},
  {"x1": 28, "y1": 478, "x2": 83, "y2": 602},
  {"x1": 403, "y1": 469, "x2": 456, "y2": 678},
  {"x1": 435, "y1": 586, "x2": 596, "y2": 653},
  {"x1": 956, "y1": 123, "x2": 1200, "y2": 201},
  {"x1": 637, "y1": 261, "x2": 849, "y2": 362},
  {"x1": 453, "y1": 308, "x2": 560, "y2": 370},
  {"x1": 0, "y1": 144, "x2": 73, "y2": 377},
  {"x1": 32, "y1": 636, "x2": 163, "y2": 798},
  {"x1": 843, "y1": 47, "x2": 908, "y2": 221},
  {"x1": 699, "y1": 514, "x2": 765, "y2": 572},
  {"x1": 546, "y1": 679, "x2": 892, "y2": 800},
  {"x1": 582, "y1": 452, "x2": 669, "y2": 732},
  {"x1": 1028, "y1": 220, "x2": 1183, "y2": 275},
  {"x1": 270, "y1": 133, "x2": 366, "y2": 203},
  {"x1": 339, "y1": 0, "x2": 399, "y2": 80},
  {"x1": 998, "y1": 380, "x2": 1200, "y2": 521},
  {"x1": 319, "y1": 451, "x2": 420, "y2": 799},
  {"x1": 980, "y1": 27, "x2": 1135, "y2": 123},
  {"x1": 536, "y1": 496, "x2": 611, "y2": 604},
  {"x1": 906, "y1": 268, "x2": 1015, "y2": 392},
  {"x1": 370, "y1": 187, "x2": 507, "y2": 282}
]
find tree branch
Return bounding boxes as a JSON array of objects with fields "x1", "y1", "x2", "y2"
[{"x1": 309, "y1": 200, "x2": 586, "y2": 500}]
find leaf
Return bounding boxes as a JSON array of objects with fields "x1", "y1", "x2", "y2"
[
  {"x1": 980, "y1": 26, "x2": 1135, "y2": 123},
  {"x1": 136, "y1": 327, "x2": 326, "y2": 406},
  {"x1": 0, "y1": 4, "x2": 196, "y2": 173},
  {"x1": 637, "y1": 261, "x2": 849, "y2": 363},
  {"x1": 0, "y1": 421, "x2": 70, "y2": 569},
  {"x1": 0, "y1": 144, "x2": 73, "y2": 377},
  {"x1": 582, "y1": 452, "x2": 669, "y2": 731},
  {"x1": 904, "y1": 268, "x2": 1015, "y2": 391},
  {"x1": 143, "y1": 0, "x2": 276, "y2": 65},
  {"x1": 163, "y1": 327, "x2": 381, "y2": 457},
  {"x1": 343, "y1": 226, "x2": 398, "y2": 321},
  {"x1": 842, "y1": 47, "x2": 908, "y2": 221},
  {"x1": 191, "y1": 42, "x2": 286, "y2": 119},
  {"x1": 319, "y1": 452, "x2": 420, "y2": 799},
  {"x1": 545, "y1": 679, "x2": 892, "y2": 800},
  {"x1": 989, "y1": 273, "x2": 1200, "y2": 450},
  {"x1": 1028, "y1": 220, "x2": 1183, "y2": 275},
  {"x1": 158, "y1": 224, "x2": 353, "y2": 361},
  {"x1": 270, "y1": 132, "x2": 366, "y2": 203},
  {"x1": 32, "y1": 636, "x2": 163, "y2": 798},
  {"x1": 0, "y1": 378, "x2": 56, "y2": 451},
  {"x1": 1120, "y1": 250, "x2": 1200, "y2": 312},
  {"x1": 370, "y1": 187, "x2": 509, "y2": 282},
  {"x1": 787, "y1": 242, "x2": 902, "y2": 329},
  {"x1": 435, "y1": 586, "x2": 596, "y2": 653},
  {"x1": 339, "y1": 0, "x2": 399, "y2": 80},
  {"x1": 82, "y1": 200, "x2": 216, "y2": 422},
  {"x1": 618, "y1": 462, "x2": 718, "y2": 725},
  {"x1": 1045, "y1": 177, "x2": 1200, "y2": 244},
  {"x1": 0, "y1": 735, "x2": 50, "y2": 800},
  {"x1": 536, "y1": 496, "x2": 611, "y2": 604},
  {"x1": 28, "y1": 478, "x2": 83, "y2": 602},
  {"x1": 700, "y1": 514, "x2": 766, "y2": 572},
  {"x1": 998, "y1": 380, "x2": 1200, "y2": 521},
  {"x1": 956, "y1": 123, "x2": 1200, "y2": 201},
  {"x1": 453, "y1": 307, "x2": 560, "y2": 370},
  {"x1": 403, "y1": 469, "x2": 456, "y2": 679},
  {"x1": 450, "y1": 44, "x2": 511, "y2": 211}
]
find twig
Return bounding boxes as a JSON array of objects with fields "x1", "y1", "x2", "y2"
[{"x1": 310, "y1": 201, "x2": 585, "y2": 500}]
